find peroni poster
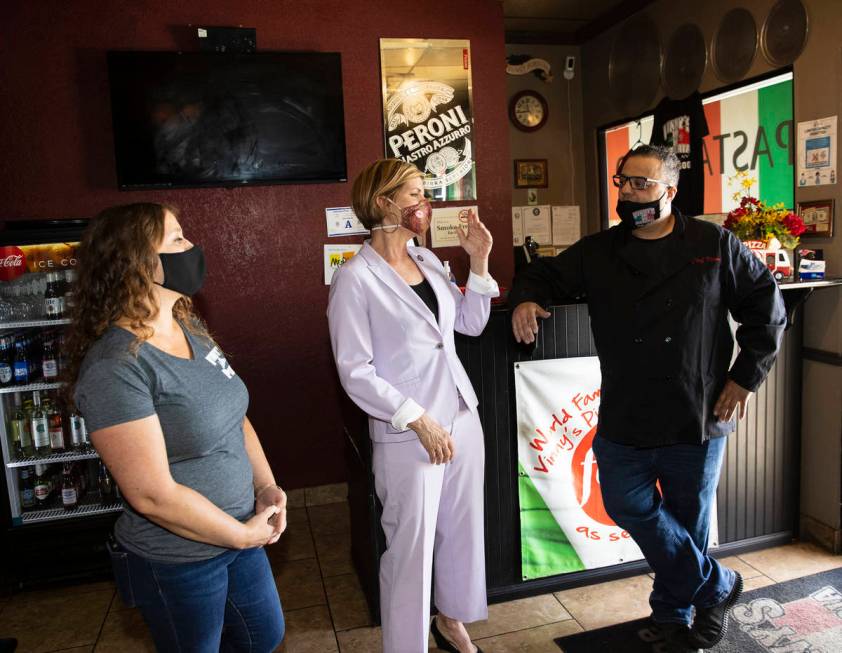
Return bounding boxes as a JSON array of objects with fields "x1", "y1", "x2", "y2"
[{"x1": 380, "y1": 38, "x2": 476, "y2": 201}]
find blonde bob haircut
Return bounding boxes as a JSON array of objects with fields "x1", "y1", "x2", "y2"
[{"x1": 351, "y1": 159, "x2": 424, "y2": 230}]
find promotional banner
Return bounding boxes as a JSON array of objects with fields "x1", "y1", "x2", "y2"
[
  {"x1": 515, "y1": 356, "x2": 718, "y2": 580},
  {"x1": 515, "y1": 357, "x2": 644, "y2": 579},
  {"x1": 380, "y1": 38, "x2": 476, "y2": 201},
  {"x1": 0, "y1": 243, "x2": 79, "y2": 282}
]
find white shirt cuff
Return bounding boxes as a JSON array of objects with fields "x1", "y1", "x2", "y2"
[
  {"x1": 466, "y1": 271, "x2": 500, "y2": 297},
  {"x1": 391, "y1": 398, "x2": 425, "y2": 431}
]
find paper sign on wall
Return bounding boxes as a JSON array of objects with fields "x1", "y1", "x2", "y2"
[
  {"x1": 324, "y1": 244, "x2": 362, "y2": 285},
  {"x1": 430, "y1": 206, "x2": 475, "y2": 248},
  {"x1": 551, "y1": 206, "x2": 581, "y2": 245},
  {"x1": 521, "y1": 205, "x2": 552, "y2": 246},
  {"x1": 326, "y1": 207, "x2": 369, "y2": 237},
  {"x1": 798, "y1": 116, "x2": 837, "y2": 187}
]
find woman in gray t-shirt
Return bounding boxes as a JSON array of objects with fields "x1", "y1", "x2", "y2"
[{"x1": 67, "y1": 202, "x2": 285, "y2": 653}]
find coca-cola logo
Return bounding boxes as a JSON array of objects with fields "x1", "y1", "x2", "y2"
[{"x1": 0, "y1": 247, "x2": 25, "y2": 281}]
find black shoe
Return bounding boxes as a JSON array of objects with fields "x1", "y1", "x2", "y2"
[
  {"x1": 688, "y1": 571, "x2": 744, "y2": 648},
  {"x1": 654, "y1": 622, "x2": 702, "y2": 653},
  {"x1": 430, "y1": 616, "x2": 484, "y2": 653}
]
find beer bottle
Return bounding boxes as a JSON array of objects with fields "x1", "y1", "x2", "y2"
[
  {"x1": 9, "y1": 392, "x2": 34, "y2": 458},
  {"x1": 57, "y1": 332, "x2": 67, "y2": 375},
  {"x1": 48, "y1": 397, "x2": 66, "y2": 453},
  {"x1": 44, "y1": 272, "x2": 64, "y2": 319},
  {"x1": 98, "y1": 461, "x2": 115, "y2": 503},
  {"x1": 41, "y1": 338, "x2": 58, "y2": 382},
  {"x1": 19, "y1": 467, "x2": 35, "y2": 509},
  {"x1": 63, "y1": 269, "x2": 77, "y2": 313},
  {"x1": 31, "y1": 390, "x2": 50, "y2": 456},
  {"x1": 61, "y1": 463, "x2": 78, "y2": 510},
  {"x1": 0, "y1": 336, "x2": 13, "y2": 387},
  {"x1": 69, "y1": 410, "x2": 86, "y2": 451},
  {"x1": 34, "y1": 463, "x2": 50, "y2": 506},
  {"x1": 12, "y1": 338, "x2": 29, "y2": 386}
]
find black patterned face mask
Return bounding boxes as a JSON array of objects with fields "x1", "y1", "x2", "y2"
[{"x1": 616, "y1": 191, "x2": 667, "y2": 229}]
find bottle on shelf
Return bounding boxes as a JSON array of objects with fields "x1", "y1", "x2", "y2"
[
  {"x1": 85, "y1": 458, "x2": 98, "y2": 493},
  {"x1": 41, "y1": 337, "x2": 58, "y2": 382},
  {"x1": 13, "y1": 338, "x2": 29, "y2": 385},
  {"x1": 57, "y1": 332, "x2": 67, "y2": 375},
  {"x1": 44, "y1": 272, "x2": 64, "y2": 320},
  {"x1": 61, "y1": 463, "x2": 78, "y2": 510},
  {"x1": 34, "y1": 463, "x2": 50, "y2": 506},
  {"x1": 74, "y1": 461, "x2": 87, "y2": 497},
  {"x1": 31, "y1": 390, "x2": 50, "y2": 456},
  {"x1": 0, "y1": 336, "x2": 13, "y2": 386},
  {"x1": 98, "y1": 460, "x2": 115, "y2": 504},
  {"x1": 47, "y1": 396, "x2": 66, "y2": 453},
  {"x1": 19, "y1": 466, "x2": 36, "y2": 509},
  {"x1": 63, "y1": 269, "x2": 77, "y2": 314},
  {"x1": 9, "y1": 392, "x2": 34, "y2": 458},
  {"x1": 68, "y1": 409, "x2": 88, "y2": 452}
]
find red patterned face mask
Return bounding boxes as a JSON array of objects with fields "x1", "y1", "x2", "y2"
[{"x1": 373, "y1": 198, "x2": 432, "y2": 235}]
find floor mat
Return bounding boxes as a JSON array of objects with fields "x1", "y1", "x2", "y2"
[{"x1": 555, "y1": 567, "x2": 842, "y2": 652}]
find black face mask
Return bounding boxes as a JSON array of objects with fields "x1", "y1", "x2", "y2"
[
  {"x1": 157, "y1": 246, "x2": 206, "y2": 297},
  {"x1": 616, "y1": 191, "x2": 667, "y2": 229}
]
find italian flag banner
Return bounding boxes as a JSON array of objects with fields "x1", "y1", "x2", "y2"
[
  {"x1": 702, "y1": 73, "x2": 793, "y2": 215},
  {"x1": 602, "y1": 73, "x2": 793, "y2": 224},
  {"x1": 515, "y1": 357, "x2": 718, "y2": 580}
]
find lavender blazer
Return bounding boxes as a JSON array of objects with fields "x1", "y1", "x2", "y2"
[{"x1": 328, "y1": 241, "x2": 498, "y2": 443}]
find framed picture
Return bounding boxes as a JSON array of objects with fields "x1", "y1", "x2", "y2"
[
  {"x1": 797, "y1": 199, "x2": 835, "y2": 237},
  {"x1": 514, "y1": 159, "x2": 548, "y2": 188}
]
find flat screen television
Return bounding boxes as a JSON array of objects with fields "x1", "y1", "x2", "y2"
[{"x1": 107, "y1": 51, "x2": 347, "y2": 189}]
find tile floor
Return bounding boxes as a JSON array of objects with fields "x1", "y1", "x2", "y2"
[{"x1": 2, "y1": 482, "x2": 841, "y2": 652}]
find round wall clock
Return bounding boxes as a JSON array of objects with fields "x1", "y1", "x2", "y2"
[{"x1": 509, "y1": 90, "x2": 548, "y2": 132}]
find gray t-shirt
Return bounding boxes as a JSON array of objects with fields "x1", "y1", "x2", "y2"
[{"x1": 75, "y1": 325, "x2": 253, "y2": 563}]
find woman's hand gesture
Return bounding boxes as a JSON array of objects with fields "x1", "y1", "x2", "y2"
[{"x1": 456, "y1": 209, "x2": 493, "y2": 260}]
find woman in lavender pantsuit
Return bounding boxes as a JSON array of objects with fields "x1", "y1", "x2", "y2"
[{"x1": 328, "y1": 159, "x2": 497, "y2": 653}]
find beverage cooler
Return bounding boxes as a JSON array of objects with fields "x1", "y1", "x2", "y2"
[{"x1": 0, "y1": 219, "x2": 121, "y2": 589}]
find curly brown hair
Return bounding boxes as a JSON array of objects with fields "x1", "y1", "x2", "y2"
[{"x1": 63, "y1": 202, "x2": 208, "y2": 405}]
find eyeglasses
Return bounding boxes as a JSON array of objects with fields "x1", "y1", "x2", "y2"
[{"x1": 612, "y1": 174, "x2": 671, "y2": 190}]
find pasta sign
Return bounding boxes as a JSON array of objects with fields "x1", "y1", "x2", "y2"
[{"x1": 514, "y1": 357, "x2": 644, "y2": 579}]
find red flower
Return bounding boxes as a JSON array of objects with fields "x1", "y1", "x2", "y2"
[{"x1": 783, "y1": 213, "x2": 806, "y2": 237}]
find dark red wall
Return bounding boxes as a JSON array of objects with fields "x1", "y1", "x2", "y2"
[{"x1": 0, "y1": 1, "x2": 513, "y2": 488}]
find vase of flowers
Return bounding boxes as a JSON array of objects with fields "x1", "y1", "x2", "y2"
[{"x1": 722, "y1": 172, "x2": 806, "y2": 282}]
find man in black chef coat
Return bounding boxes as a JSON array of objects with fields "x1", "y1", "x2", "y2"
[{"x1": 509, "y1": 145, "x2": 785, "y2": 652}]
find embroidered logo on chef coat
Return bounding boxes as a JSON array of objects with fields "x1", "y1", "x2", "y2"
[
  {"x1": 690, "y1": 256, "x2": 721, "y2": 265},
  {"x1": 205, "y1": 346, "x2": 236, "y2": 379}
]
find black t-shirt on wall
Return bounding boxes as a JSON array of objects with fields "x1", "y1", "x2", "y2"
[{"x1": 650, "y1": 91, "x2": 709, "y2": 217}]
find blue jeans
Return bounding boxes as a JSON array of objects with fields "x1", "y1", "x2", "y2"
[
  {"x1": 115, "y1": 545, "x2": 284, "y2": 652},
  {"x1": 592, "y1": 434, "x2": 735, "y2": 625}
]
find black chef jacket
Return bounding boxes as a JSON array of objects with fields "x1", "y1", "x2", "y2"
[{"x1": 508, "y1": 210, "x2": 786, "y2": 447}]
